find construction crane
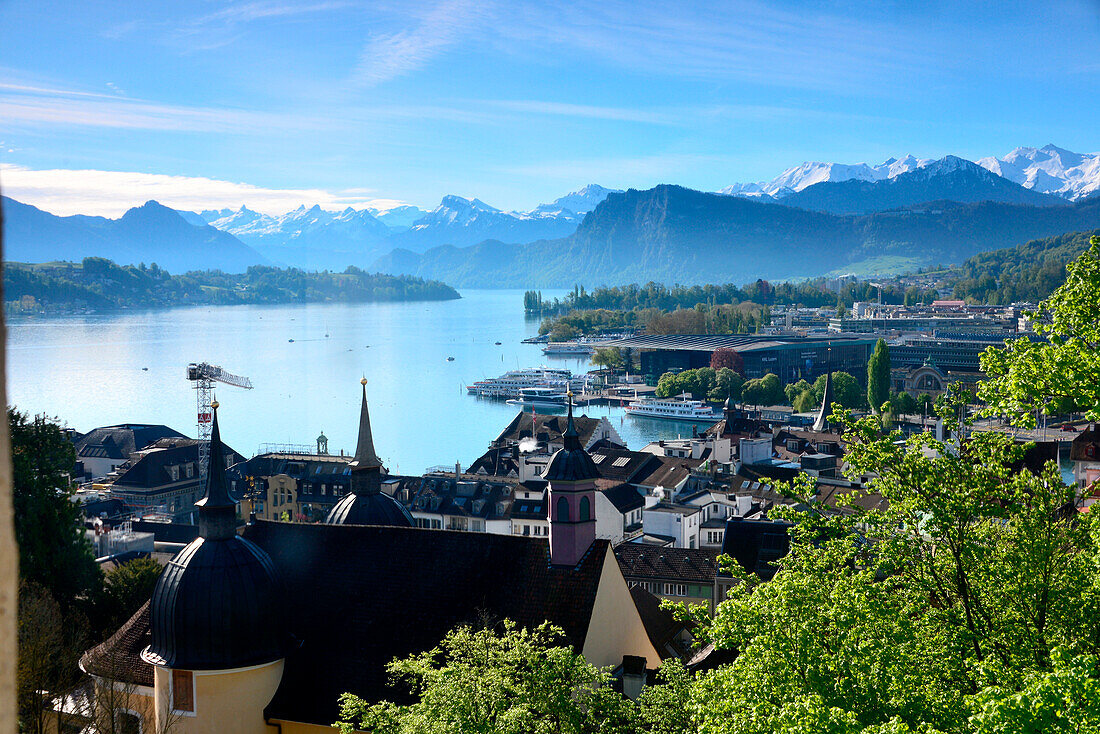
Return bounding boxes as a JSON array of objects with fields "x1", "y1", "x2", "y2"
[{"x1": 186, "y1": 362, "x2": 253, "y2": 485}]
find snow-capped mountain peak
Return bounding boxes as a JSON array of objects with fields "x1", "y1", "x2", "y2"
[
  {"x1": 547, "y1": 184, "x2": 622, "y2": 215},
  {"x1": 977, "y1": 145, "x2": 1100, "y2": 199}
]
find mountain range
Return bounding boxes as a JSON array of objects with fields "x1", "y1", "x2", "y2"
[
  {"x1": 372, "y1": 183, "x2": 1100, "y2": 287},
  {"x1": 184, "y1": 184, "x2": 623, "y2": 269},
  {"x1": 5, "y1": 146, "x2": 1100, "y2": 288},
  {"x1": 2, "y1": 197, "x2": 267, "y2": 273},
  {"x1": 722, "y1": 144, "x2": 1100, "y2": 202}
]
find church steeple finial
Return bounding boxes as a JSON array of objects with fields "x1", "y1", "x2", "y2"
[
  {"x1": 354, "y1": 378, "x2": 382, "y2": 469},
  {"x1": 813, "y1": 369, "x2": 835, "y2": 433},
  {"x1": 195, "y1": 401, "x2": 237, "y2": 539},
  {"x1": 563, "y1": 391, "x2": 581, "y2": 451}
]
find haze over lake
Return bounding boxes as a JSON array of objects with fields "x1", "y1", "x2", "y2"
[{"x1": 9, "y1": 290, "x2": 705, "y2": 475}]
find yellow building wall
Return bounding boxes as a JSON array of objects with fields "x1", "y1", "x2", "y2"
[
  {"x1": 153, "y1": 659, "x2": 284, "y2": 734},
  {"x1": 582, "y1": 546, "x2": 662, "y2": 670}
]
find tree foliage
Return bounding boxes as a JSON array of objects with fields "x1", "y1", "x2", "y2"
[
  {"x1": 741, "y1": 373, "x2": 784, "y2": 407},
  {"x1": 4, "y1": 258, "x2": 459, "y2": 313},
  {"x1": 679, "y1": 394, "x2": 1100, "y2": 733},
  {"x1": 336, "y1": 621, "x2": 687, "y2": 734},
  {"x1": 710, "y1": 348, "x2": 744, "y2": 375},
  {"x1": 789, "y1": 371, "x2": 866, "y2": 413},
  {"x1": 867, "y1": 339, "x2": 891, "y2": 415},
  {"x1": 979, "y1": 234, "x2": 1100, "y2": 424},
  {"x1": 10, "y1": 408, "x2": 101, "y2": 603}
]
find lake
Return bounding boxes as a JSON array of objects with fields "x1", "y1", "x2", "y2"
[{"x1": 8, "y1": 290, "x2": 710, "y2": 475}]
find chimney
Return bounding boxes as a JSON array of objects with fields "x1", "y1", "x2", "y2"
[{"x1": 621, "y1": 655, "x2": 647, "y2": 700}]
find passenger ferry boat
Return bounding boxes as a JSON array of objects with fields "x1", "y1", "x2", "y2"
[
  {"x1": 542, "y1": 341, "x2": 596, "y2": 356},
  {"x1": 505, "y1": 387, "x2": 569, "y2": 408},
  {"x1": 624, "y1": 396, "x2": 721, "y2": 422},
  {"x1": 467, "y1": 367, "x2": 582, "y2": 399}
]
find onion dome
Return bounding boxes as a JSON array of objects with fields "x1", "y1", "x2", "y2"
[
  {"x1": 144, "y1": 402, "x2": 284, "y2": 670},
  {"x1": 544, "y1": 394, "x2": 598, "y2": 482},
  {"x1": 324, "y1": 380, "x2": 413, "y2": 527}
]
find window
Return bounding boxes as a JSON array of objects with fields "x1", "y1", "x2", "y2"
[
  {"x1": 115, "y1": 710, "x2": 142, "y2": 734},
  {"x1": 172, "y1": 669, "x2": 194, "y2": 713},
  {"x1": 611, "y1": 456, "x2": 630, "y2": 468},
  {"x1": 579, "y1": 496, "x2": 591, "y2": 521},
  {"x1": 662, "y1": 583, "x2": 687, "y2": 596},
  {"x1": 556, "y1": 496, "x2": 569, "y2": 522}
]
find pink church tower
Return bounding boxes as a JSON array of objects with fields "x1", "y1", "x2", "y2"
[{"x1": 545, "y1": 393, "x2": 598, "y2": 566}]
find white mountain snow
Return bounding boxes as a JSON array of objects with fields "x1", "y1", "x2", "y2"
[
  {"x1": 977, "y1": 144, "x2": 1100, "y2": 200},
  {"x1": 721, "y1": 155, "x2": 933, "y2": 198},
  {"x1": 723, "y1": 146, "x2": 1100, "y2": 201}
]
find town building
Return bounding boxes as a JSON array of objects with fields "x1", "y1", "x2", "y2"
[
  {"x1": 107, "y1": 437, "x2": 244, "y2": 524},
  {"x1": 82, "y1": 392, "x2": 666, "y2": 733},
  {"x1": 603, "y1": 333, "x2": 878, "y2": 385},
  {"x1": 615, "y1": 543, "x2": 721, "y2": 613},
  {"x1": 72, "y1": 424, "x2": 187, "y2": 481}
]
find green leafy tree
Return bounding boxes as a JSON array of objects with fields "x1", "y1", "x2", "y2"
[
  {"x1": 336, "y1": 621, "x2": 659, "y2": 734},
  {"x1": 892, "y1": 391, "x2": 918, "y2": 416},
  {"x1": 680, "y1": 394, "x2": 1100, "y2": 733},
  {"x1": 9, "y1": 408, "x2": 101, "y2": 603},
  {"x1": 591, "y1": 347, "x2": 625, "y2": 373},
  {"x1": 708, "y1": 368, "x2": 746, "y2": 403},
  {"x1": 784, "y1": 379, "x2": 811, "y2": 406},
  {"x1": 979, "y1": 235, "x2": 1100, "y2": 425},
  {"x1": 93, "y1": 557, "x2": 164, "y2": 637},
  {"x1": 867, "y1": 339, "x2": 891, "y2": 416},
  {"x1": 788, "y1": 372, "x2": 866, "y2": 413},
  {"x1": 741, "y1": 373, "x2": 783, "y2": 406}
]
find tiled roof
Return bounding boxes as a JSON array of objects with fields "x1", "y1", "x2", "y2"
[
  {"x1": 601, "y1": 483, "x2": 644, "y2": 513},
  {"x1": 242, "y1": 521, "x2": 608, "y2": 725},
  {"x1": 80, "y1": 602, "x2": 154, "y2": 687},
  {"x1": 112, "y1": 439, "x2": 244, "y2": 490},
  {"x1": 614, "y1": 544, "x2": 719, "y2": 584},
  {"x1": 1071, "y1": 425, "x2": 1100, "y2": 462},
  {"x1": 493, "y1": 411, "x2": 607, "y2": 449},
  {"x1": 590, "y1": 447, "x2": 661, "y2": 483},
  {"x1": 629, "y1": 586, "x2": 687, "y2": 656},
  {"x1": 74, "y1": 424, "x2": 186, "y2": 461},
  {"x1": 634, "y1": 456, "x2": 703, "y2": 489}
]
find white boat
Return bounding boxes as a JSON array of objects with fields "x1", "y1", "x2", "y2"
[
  {"x1": 506, "y1": 387, "x2": 569, "y2": 408},
  {"x1": 466, "y1": 367, "x2": 577, "y2": 399},
  {"x1": 625, "y1": 396, "x2": 721, "y2": 422},
  {"x1": 542, "y1": 341, "x2": 595, "y2": 355}
]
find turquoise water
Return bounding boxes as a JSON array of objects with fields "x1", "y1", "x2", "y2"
[{"x1": 7, "y1": 290, "x2": 706, "y2": 475}]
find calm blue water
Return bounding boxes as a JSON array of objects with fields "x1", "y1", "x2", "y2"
[{"x1": 7, "y1": 290, "x2": 706, "y2": 475}]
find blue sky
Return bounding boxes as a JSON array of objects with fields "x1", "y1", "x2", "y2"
[{"x1": 1, "y1": 0, "x2": 1099, "y2": 215}]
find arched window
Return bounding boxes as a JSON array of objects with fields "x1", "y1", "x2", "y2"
[
  {"x1": 557, "y1": 496, "x2": 570, "y2": 522},
  {"x1": 579, "y1": 496, "x2": 591, "y2": 521}
]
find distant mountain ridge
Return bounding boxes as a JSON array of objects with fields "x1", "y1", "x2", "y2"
[
  {"x1": 779, "y1": 156, "x2": 1067, "y2": 215},
  {"x1": 372, "y1": 184, "x2": 1100, "y2": 288},
  {"x1": 2, "y1": 197, "x2": 267, "y2": 273},
  {"x1": 722, "y1": 144, "x2": 1100, "y2": 201},
  {"x1": 188, "y1": 184, "x2": 624, "y2": 268}
]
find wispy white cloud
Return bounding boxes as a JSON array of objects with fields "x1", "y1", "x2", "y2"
[
  {"x1": 193, "y1": 1, "x2": 355, "y2": 27},
  {"x1": 0, "y1": 165, "x2": 403, "y2": 217},
  {"x1": 484, "y1": 100, "x2": 679, "y2": 125},
  {"x1": 353, "y1": 0, "x2": 494, "y2": 86},
  {"x1": 0, "y1": 82, "x2": 332, "y2": 133}
]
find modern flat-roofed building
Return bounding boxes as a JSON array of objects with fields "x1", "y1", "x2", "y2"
[{"x1": 603, "y1": 333, "x2": 877, "y2": 384}]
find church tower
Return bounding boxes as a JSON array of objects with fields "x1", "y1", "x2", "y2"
[
  {"x1": 545, "y1": 393, "x2": 598, "y2": 566},
  {"x1": 324, "y1": 379, "x2": 414, "y2": 526},
  {"x1": 143, "y1": 402, "x2": 285, "y2": 734}
]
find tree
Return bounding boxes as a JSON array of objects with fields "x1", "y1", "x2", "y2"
[
  {"x1": 867, "y1": 339, "x2": 891, "y2": 415},
  {"x1": 18, "y1": 581, "x2": 88, "y2": 734},
  {"x1": 92, "y1": 557, "x2": 163, "y2": 638},
  {"x1": 788, "y1": 372, "x2": 866, "y2": 413},
  {"x1": 742, "y1": 373, "x2": 783, "y2": 407},
  {"x1": 9, "y1": 408, "x2": 101, "y2": 603},
  {"x1": 710, "y1": 348, "x2": 744, "y2": 375},
  {"x1": 336, "y1": 621, "x2": 650, "y2": 734},
  {"x1": 979, "y1": 235, "x2": 1100, "y2": 425},
  {"x1": 784, "y1": 379, "x2": 811, "y2": 406},
  {"x1": 708, "y1": 368, "x2": 745, "y2": 403},
  {"x1": 892, "y1": 391, "x2": 918, "y2": 416},
  {"x1": 591, "y1": 347, "x2": 625, "y2": 373},
  {"x1": 682, "y1": 395, "x2": 1100, "y2": 733}
]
